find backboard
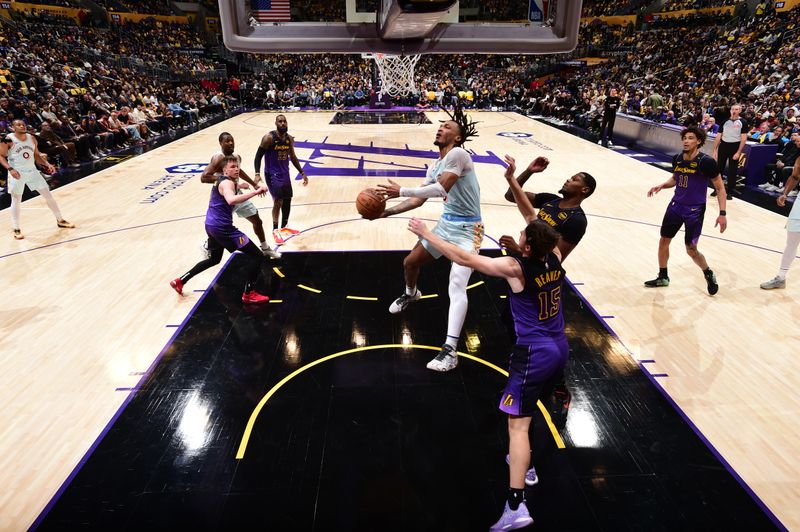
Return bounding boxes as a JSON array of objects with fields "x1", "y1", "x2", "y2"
[{"x1": 219, "y1": 0, "x2": 582, "y2": 55}]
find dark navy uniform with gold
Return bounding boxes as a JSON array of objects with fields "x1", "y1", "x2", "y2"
[
  {"x1": 264, "y1": 130, "x2": 293, "y2": 200},
  {"x1": 499, "y1": 252, "x2": 569, "y2": 417},
  {"x1": 533, "y1": 193, "x2": 587, "y2": 246},
  {"x1": 660, "y1": 152, "x2": 718, "y2": 245}
]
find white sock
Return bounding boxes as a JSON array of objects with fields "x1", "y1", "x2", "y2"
[
  {"x1": 10, "y1": 194, "x2": 22, "y2": 229},
  {"x1": 37, "y1": 187, "x2": 63, "y2": 221},
  {"x1": 259, "y1": 241, "x2": 270, "y2": 250},
  {"x1": 445, "y1": 262, "x2": 472, "y2": 351},
  {"x1": 778, "y1": 232, "x2": 800, "y2": 279},
  {"x1": 405, "y1": 285, "x2": 417, "y2": 296}
]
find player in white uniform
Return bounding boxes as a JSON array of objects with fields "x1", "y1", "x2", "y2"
[
  {"x1": 0, "y1": 119, "x2": 75, "y2": 240},
  {"x1": 200, "y1": 132, "x2": 281, "y2": 259},
  {"x1": 378, "y1": 107, "x2": 483, "y2": 372},
  {"x1": 761, "y1": 133, "x2": 800, "y2": 289}
]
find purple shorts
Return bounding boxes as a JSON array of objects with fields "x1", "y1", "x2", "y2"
[
  {"x1": 265, "y1": 175, "x2": 293, "y2": 200},
  {"x1": 206, "y1": 225, "x2": 250, "y2": 253},
  {"x1": 660, "y1": 201, "x2": 706, "y2": 246},
  {"x1": 499, "y1": 337, "x2": 569, "y2": 417}
]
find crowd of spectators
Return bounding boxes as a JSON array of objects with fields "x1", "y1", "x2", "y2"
[
  {"x1": 0, "y1": 12, "x2": 235, "y2": 176},
  {"x1": 661, "y1": 0, "x2": 741, "y2": 12},
  {"x1": 3, "y1": 0, "x2": 798, "y2": 193}
]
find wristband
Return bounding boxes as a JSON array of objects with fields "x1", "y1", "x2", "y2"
[
  {"x1": 7, "y1": 167, "x2": 14, "y2": 171},
  {"x1": 719, "y1": 210, "x2": 726, "y2": 216}
]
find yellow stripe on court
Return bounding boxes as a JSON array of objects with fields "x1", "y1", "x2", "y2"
[{"x1": 236, "y1": 344, "x2": 565, "y2": 459}]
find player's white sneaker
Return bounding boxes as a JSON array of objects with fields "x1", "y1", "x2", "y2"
[
  {"x1": 389, "y1": 289, "x2": 421, "y2": 314},
  {"x1": 200, "y1": 240, "x2": 211, "y2": 259},
  {"x1": 426, "y1": 344, "x2": 458, "y2": 372},
  {"x1": 262, "y1": 246, "x2": 282, "y2": 259}
]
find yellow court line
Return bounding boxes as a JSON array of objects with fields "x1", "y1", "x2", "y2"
[
  {"x1": 346, "y1": 295, "x2": 379, "y2": 301},
  {"x1": 272, "y1": 267, "x2": 285, "y2": 278},
  {"x1": 236, "y1": 344, "x2": 565, "y2": 459},
  {"x1": 297, "y1": 284, "x2": 322, "y2": 294},
  {"x1": 268, "y1": 300, "x2": 283, "y2": 304},
  {"x1": 419, "y1": 294, "x2": 439, "y2": 299},
  {"x1": 466, "y1": 280, "x2": 485, "y2": 290},
  {"x1": 499, "y1": 295, "x2": 507, "y2": 299}
]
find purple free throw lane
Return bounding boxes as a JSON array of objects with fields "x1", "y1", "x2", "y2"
[
  {"x1": 563, "y1": 279, "x2": 787, "y2": 531},
  {"x1": 30, "y1": 253, "x2": 237, "y2": 531}
]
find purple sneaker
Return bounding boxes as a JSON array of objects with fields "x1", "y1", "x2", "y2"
[
  {"x1": 505, "y1": 455, "x2": 539, "y2": 486},
  {"x1": 490, "y1": 501, "x2": 533, "y2": 531}
]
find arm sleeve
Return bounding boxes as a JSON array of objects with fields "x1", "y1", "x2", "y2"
[
  {"x1": 400, "y1": 181, "x2": 447, "y2": 198},
  {"x1": 254, "y1": 146, "x2": 266, "y2": 174}
]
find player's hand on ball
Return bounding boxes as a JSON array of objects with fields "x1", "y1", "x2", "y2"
[
  {"x1": 407, "y1": 217, "x2": 427, "y2": 236},
  {"x1": 499, "y1": 235, "x2": 521, "y2": 254},
  {"x1": 503, "y1": 155, "x2": 516, "y2": 180},
  {"x1": 528, "y1": 156, "x2": 549, "y2": 174},
  {"x1": 377, "y1": 179, "x2": 401, "y2": 198}
]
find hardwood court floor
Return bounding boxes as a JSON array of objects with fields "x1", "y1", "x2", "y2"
[
  {"x1": 0, "y1": 111, "x2": 797, "y2": 530},
  {"x1": 34, "y1": 251, "x2": 774, "y2": 531}
]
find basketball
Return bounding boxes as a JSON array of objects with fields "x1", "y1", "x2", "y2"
[{"x1": 356, "y1": 188, "x2": 385, "y2": 220}]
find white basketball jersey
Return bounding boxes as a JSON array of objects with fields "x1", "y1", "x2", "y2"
[{"x1": 5, "y1": 133, "x2": 37, "y2": 170}]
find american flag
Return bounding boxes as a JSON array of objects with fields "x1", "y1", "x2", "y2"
[{"x1": 251, "y1": 0, "x2": 291, "y2": 22}]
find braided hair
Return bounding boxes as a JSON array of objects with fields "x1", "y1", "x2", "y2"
[{"x1": 442, "y1": 102, "x2": 479, "y2": 147}]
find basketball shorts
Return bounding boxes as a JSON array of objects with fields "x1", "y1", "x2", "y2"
[
  {"x1": 234, "y1": 197, "x2": 258, "y2": 219},
  {"x1": 206, "y1": 224, "x2": 251, "y2": 253},
  {"x1": 660, "y1": 201, "x2": 705, "y2": 246},
  {"x1": 787, "y1": 197, "x2": 800, "y2": 233},
  {"x1": 265, "y1": 175, "x2": 293, "y2": 200},
  {"x1": 499, "y1": 337, "x2": 569, "y2": 417},
  {"x1": 421, "y1": 214, "x2": 484, "y2": 259},
  {"x1": 7, "y1": 168, "x2": 48, "y2": 196}
]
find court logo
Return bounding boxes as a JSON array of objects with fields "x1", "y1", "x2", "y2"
[
  {"x1": 498, "y1": 132, "x2": 533, "y2": 138},
  {"x1": 495, "y1": 132, "x2": 552, "y2": 151},
  {"x1": 293, "y1": 139, "x2": 506, "y2": 179},
  {"x1": 164, "y1": 163, "x2": 207, "y2": 173},
  {"x1": 140, "y1": 164, "x2": 205, "y2": 204}
]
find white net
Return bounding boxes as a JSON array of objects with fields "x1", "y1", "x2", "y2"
[{"x1": 364, "y1": 53, "x2": 421, "y2": 97}]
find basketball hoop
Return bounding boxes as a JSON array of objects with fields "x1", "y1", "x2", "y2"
[{"x1": 363, "y1": 53, "x2": 421, "y2": 98}]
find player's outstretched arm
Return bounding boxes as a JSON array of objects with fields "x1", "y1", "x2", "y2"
[
  {"x1": 647, "y1": 176, "x2": 676, "y2": 197},
  {"x1": 503, "y1": 155, "x2": 536, "y2": 223},
  {"x1": 408, "y1": 218, "x2": 520, "y2": 281},
  {"x1": 503, "y1": 156, "x2": 548, "y2": 203},
  {"x1": 381, "y1": 197, "x2": 425, "y2": 217},
  {"x1": 220, "y1": 179, "x2": 267, "y2": 206}
]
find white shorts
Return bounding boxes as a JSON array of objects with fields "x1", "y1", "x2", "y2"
[
  {"x1": 8, "y1": 168, "x2": 48, "y2": 196},
  {"x1": 787, "y1": 197, "x2": 800, "y2": 233},
  {"x1": 421, "y1": 215, "x2": 484, "y2": 259},
  {"x1": 234, "y1": 198, "x2": 258, "y2": 219}
]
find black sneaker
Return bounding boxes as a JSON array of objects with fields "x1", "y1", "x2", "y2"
[
  {"x1": 644, "y1": 276, "x2": 670, "y2": 287},
  {"x1": 726, "y1": 193, "x2": 733, "y2": 200},
  {"x1": 705, "y1": 269, "x2": 719, "y2": 295},
  {"x1": 710, "y1": 190, "x2": 717, "y2": 197}
]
